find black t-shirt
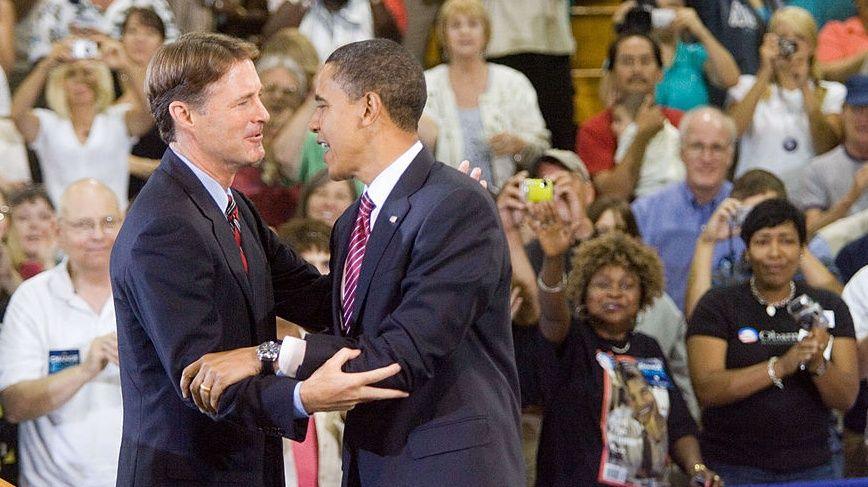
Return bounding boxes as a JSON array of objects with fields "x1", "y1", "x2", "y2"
[
  {"x1": 687, "y1": 281, "x2": 855, "y2": 472},
  {"x1": 536, "y1": 321, "x2": 698, "y2": 487}
]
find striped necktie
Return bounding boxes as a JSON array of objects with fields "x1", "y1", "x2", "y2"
[
  {"x1": 341, "y1": 192, "x2": 375, "y2": 334},
  {"x1": 225, "y1": 194, "x2": 248, "y2": 272}
]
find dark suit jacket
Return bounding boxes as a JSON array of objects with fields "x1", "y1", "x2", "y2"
[
  {"x1": 298, "y1": 149, "x2": 525, "y2": 486},
  {"x1": 110, "y1": 150, "x2": 332, "y2": 486}
]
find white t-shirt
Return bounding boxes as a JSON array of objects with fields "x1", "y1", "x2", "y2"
[
  {"x1": 614, "y1": 120, "x2": 685, "y2": 198},
  {"x1": 843, "y1": 265, "x2": 868, "y2": 342},
  {"x1": 30, "y1": 104, "x2": 135, "y2": 210},
  {"x1": 0, "y1": 261, "x2": 122, "y2": 487},
  {"x1": 299, "y1": 0, "x2": 374, "y2": 62},
  {"x1": 727, "y1": 75, "x2": 846, "y2": 196}
]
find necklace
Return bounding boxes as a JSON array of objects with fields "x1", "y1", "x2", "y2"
[
  {"x1": 610, "y1": 342, "x2": 630, "y2": 354},
  {"x1": 750, "y1": 277, "x2": 796, "y2": 317}
]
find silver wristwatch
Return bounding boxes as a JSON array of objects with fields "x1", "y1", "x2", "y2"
[{"x1": 256, "y1": 341, "x2": 281, "y2": 375}]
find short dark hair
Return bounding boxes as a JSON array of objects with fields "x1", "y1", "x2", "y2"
[
  {"x1": 587, "y1": 196, "x2": 641, "y2": 239},
  {"x1": 741, "y1": 198, "x2": 807, "y2": 247},
  {"x1": 277, "y1": 218, "x2": 331, "y2": 252},
  {"x1": 731, "y1": 169, "x2": 787, "y2": 200},
  {"x1": 325, "y1": 39, "x2": 426, "y2": 132},
  {"x1": 606, "y1": 33, "x2": 663, "y2": 71},
  {"x1": 10, "y1": 184, "x2": 54, "y2": 212},
  {"x1": 146, "y1": 32, "x2": 259, "y2": 143},
  {"x1": 122, "y1": 7, "x2": 166, "y2": 39}
]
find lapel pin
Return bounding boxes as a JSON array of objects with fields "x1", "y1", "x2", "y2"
[{"x1": 389, "y1": 215, "x2": 397, "y2": 223}]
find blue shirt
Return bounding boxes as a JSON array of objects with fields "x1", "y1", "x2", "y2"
[
  {"x1": 632, "y1": 181, "x2": 733, "y2": 311},
  {"x1": 173, "y1": 148, "x2": 309, "y2": 418}
]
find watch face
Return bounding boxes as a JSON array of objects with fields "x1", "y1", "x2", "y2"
[{"x1": 258, "y1": 341, "x2": 280, "y2": 361}]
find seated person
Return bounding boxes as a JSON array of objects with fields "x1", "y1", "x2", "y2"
[
  {"x1": 687, "y1": 198, "x2": 858, "y2": 484},
  {"x1": 632, "y1": 106, "x2": 734, "y2": 311},
  {"x1": 0, "y1": 179, "x2": 124, "y2": 486},
  {"x1": 816, "y1": 0, "x2": 868, "y2": 82},
  {"x1": 578, "y1": 33, "x2": 683, "y2": 200},
  {"x1": 685, "y1": 169, "x2": 842, "y2": 319},
  {"x1": 532, "y1": 229, "x2": 721, "y2": 487},
  {"x1": 6, "y1": 186, "x2": 58, "y2": 280},
  {"x1": 611, "y1": 92, "x2": 684, "y2": 197},
  {"x1": 798, "y1": 75, "x2": 868, "y2": 234}
]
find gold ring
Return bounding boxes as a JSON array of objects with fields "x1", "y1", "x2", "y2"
[{"x1": 199, "y1": 384, "x2": 211, "y2": 392}]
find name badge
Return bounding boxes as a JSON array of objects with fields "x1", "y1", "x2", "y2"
[{"x1": 48, "y1": 350, "x2": 80, "y2": 374}]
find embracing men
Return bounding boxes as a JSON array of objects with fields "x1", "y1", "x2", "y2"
[{"x1": 110, "y1": 32, "x2": 523, "y2": 486}]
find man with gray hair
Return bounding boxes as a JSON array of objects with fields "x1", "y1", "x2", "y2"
[
  {"x1": 0, "y1": 179, "x2": 124, "y2": 486},
  {"x1": 632, "y1": 106, "x2": 738, "y2": 311}
]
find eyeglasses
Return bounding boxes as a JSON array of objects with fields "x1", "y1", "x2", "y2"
[
  {"x1": 62, "y1": 215, "x2": 120, "y2": 235},
  {"x1": 684, "y1": 142, "x2": 732, "y2": 157}
]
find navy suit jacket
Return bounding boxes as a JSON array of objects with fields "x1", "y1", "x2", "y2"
[
  {"x1": 110, "y1": 150, "x2": 332, "y2": 486},
  {"x1": 298, "y1": 149, "x2": 525, "y2": 486}
]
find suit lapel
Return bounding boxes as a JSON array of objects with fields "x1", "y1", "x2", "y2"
[
  {"x1": 349, "y1": 151, "x2": 435, "y2": 330},
  {"x1": 161, "y1": 152, "x2": 255, "y2": 310}
]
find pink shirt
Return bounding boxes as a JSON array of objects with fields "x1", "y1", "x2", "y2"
[{"x1": 817, "y1": 16, "x2": 868, "y2": 63}]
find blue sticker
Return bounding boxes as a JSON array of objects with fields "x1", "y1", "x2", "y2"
[
  {"x1": 637, "y1": 357, "x2": 672, "y2": 389},
  {"x1": 48, "y1": 350, "x2": 80, "y2": 374}
]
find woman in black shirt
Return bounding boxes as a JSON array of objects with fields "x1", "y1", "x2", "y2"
[
  {"x1": 532, "y1": 204, "x2": 720, "y2": 487},
  {"x1": 688, "y1": 198, "x2": 858, "y2": 484}
]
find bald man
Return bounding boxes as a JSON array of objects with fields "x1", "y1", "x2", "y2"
[{"x1": 0, "y1": 179, "x2": 125, "y2": 487}]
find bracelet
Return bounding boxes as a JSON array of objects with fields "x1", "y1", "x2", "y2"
[
  {"x1": 537, "y1": 273, "x2": 566, "y2": 294},
  {"x1": 768, "y1": 356, "x2": 784, "y2": 389}
]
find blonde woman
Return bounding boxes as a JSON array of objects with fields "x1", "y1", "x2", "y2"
[
  {"x1": 420, "y1": 0, "x2": 550, "y2": 192},
  {"x1": 727, "y1": 6, "x2": 845, "y2": 196},
  {"x1": 10, "y1": 37, "x2": 153, "y2": 210}
]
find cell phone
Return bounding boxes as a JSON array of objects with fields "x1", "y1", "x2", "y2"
[
  {"x1": 71, "y1": 39, "x2": 98, "y2": 59},
  {"x1": 521, "y1": 178, "x2": 554, "y2": 203},
  {"x1": 651, "y1": 8, "x2": 676, "y2": 29}
]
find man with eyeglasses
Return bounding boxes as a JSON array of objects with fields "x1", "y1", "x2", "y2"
[
  {"x1": 0, "y1": 178, "x2": 124, "y2": 486},
  {"x1": 631, "y1": 106, "x2": 737, "y2": 312}
]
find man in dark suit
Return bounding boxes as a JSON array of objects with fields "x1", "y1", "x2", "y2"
[
  {"x1": 183, "y1": 39, "x2": 525, "y2": 486},
  {"x1": 110, "y1": 33, "x2": 406, "y2": 486}
]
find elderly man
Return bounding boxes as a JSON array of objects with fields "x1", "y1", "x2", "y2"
[
  {"x1": 632, "y1": 106, "x2": 736, "y2": 311},
  {"x1": 0, "y1": 179, "x2": 123, "y2": 486},
  {"x1": 578, "y1": 33, "x2": 684, "y2": 200},
  {"x1": 799, "y1": 75, "x2": 868, "y2": 233}
]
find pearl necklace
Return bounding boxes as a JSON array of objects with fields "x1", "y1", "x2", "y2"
[{"x1": 750, "y1": 277, "x2": 796, "y2": 317}]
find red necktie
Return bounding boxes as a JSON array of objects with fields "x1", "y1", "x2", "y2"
[
  {"x1": 341, "y1": 193, "x2": 375, "y2": 334},
  {"x1": 226, "y1": 195, "x2": 248, "y2": 272},
  {"x1": 291, "y1": 414, "x2": 319, "y2": 487}
]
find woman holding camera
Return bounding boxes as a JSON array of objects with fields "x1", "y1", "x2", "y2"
[
  {"x1": 531, "y1": 210, "x2": 720, "y2": 486},
  {"x1": 687, "y1": 198, "x2": 858, "y2": 484},
  {"x1": 10, "y1": 36, "x2": 153, "y2": 210},
  {"x1": 727, "y1": 6, "x2": 845, "y2": 196}
]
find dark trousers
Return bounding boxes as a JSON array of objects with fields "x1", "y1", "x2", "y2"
[{"x1": 488, "y1": 53, "x2": 576, "y2": 151}]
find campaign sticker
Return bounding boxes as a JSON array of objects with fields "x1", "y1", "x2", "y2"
[
  {"x1": 738, "y1": 327, "x2": 759, "y2": 344},
  {"x1": 48, "y1": 349, "x2": 80, "y2": 374}
]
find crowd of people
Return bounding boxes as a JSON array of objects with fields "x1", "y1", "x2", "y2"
[{"x1": 0, "y1": 0, "x2": 865, "y2": 486}]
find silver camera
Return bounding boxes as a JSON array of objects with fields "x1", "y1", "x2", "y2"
[{"x1": 786, "y1": 294, "x2": 829, "y2": 330}]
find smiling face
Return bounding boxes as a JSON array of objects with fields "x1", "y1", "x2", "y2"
[
  {"x1": 747, "y1": 221, "x2": 802, "y2": 290},
  {"x1": 63, "y1": 60, "x2": 99, "y2": 107},
  {"x1": 58, "y1": 185, "x2": 122, "y2": 273},
  {"x1": 11, "y1": 198, "x2": 56, "y2": 260},
  {"x1": 585, "y1": 264, "x2": 642, "y2": 337},
  {"x1": 681, "y1": 115, "x2": 734, "y2": 196},
  {"x1": 309, "y1": 63, "x2": 367, "y2": 181},
  {"x1": 189, "y1": 59, "x2": 269, "y2": 172},
  {"x1": 611, "y1": 36, "x2": 662, "y2": 97},
  {"x1": 305, "y1": 179, "x2": 355, "y2": 227}
]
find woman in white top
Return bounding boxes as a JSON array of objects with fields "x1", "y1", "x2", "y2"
[
  {"x1": 0, "y1": 0, "x2": 31, "y2": 190},
  {"x1": 727, "y1": 6, "x2": 846, "y2": 196},
  {"x1": 419, "y1": 0, "x2": 549, "y2": 192},
  {"x1": 11, "y1": 37, "x2": 153, "y2": 210}
]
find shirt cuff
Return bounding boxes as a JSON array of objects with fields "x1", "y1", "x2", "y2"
[
  {"x1": 292, "y1": 382, "x2": 309, "y2": 418},
  {"x1": 277, "y1": 335, "x2": 307, "y2": 378}
]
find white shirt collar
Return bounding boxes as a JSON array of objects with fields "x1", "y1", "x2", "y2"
[{"x1": 365, "y1": 141, "x2": 423, "y2": 228}]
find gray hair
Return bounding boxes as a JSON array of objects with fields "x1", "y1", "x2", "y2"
[{"x1": 679, "y1": 106, "x2": 737, "y2": 146}]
